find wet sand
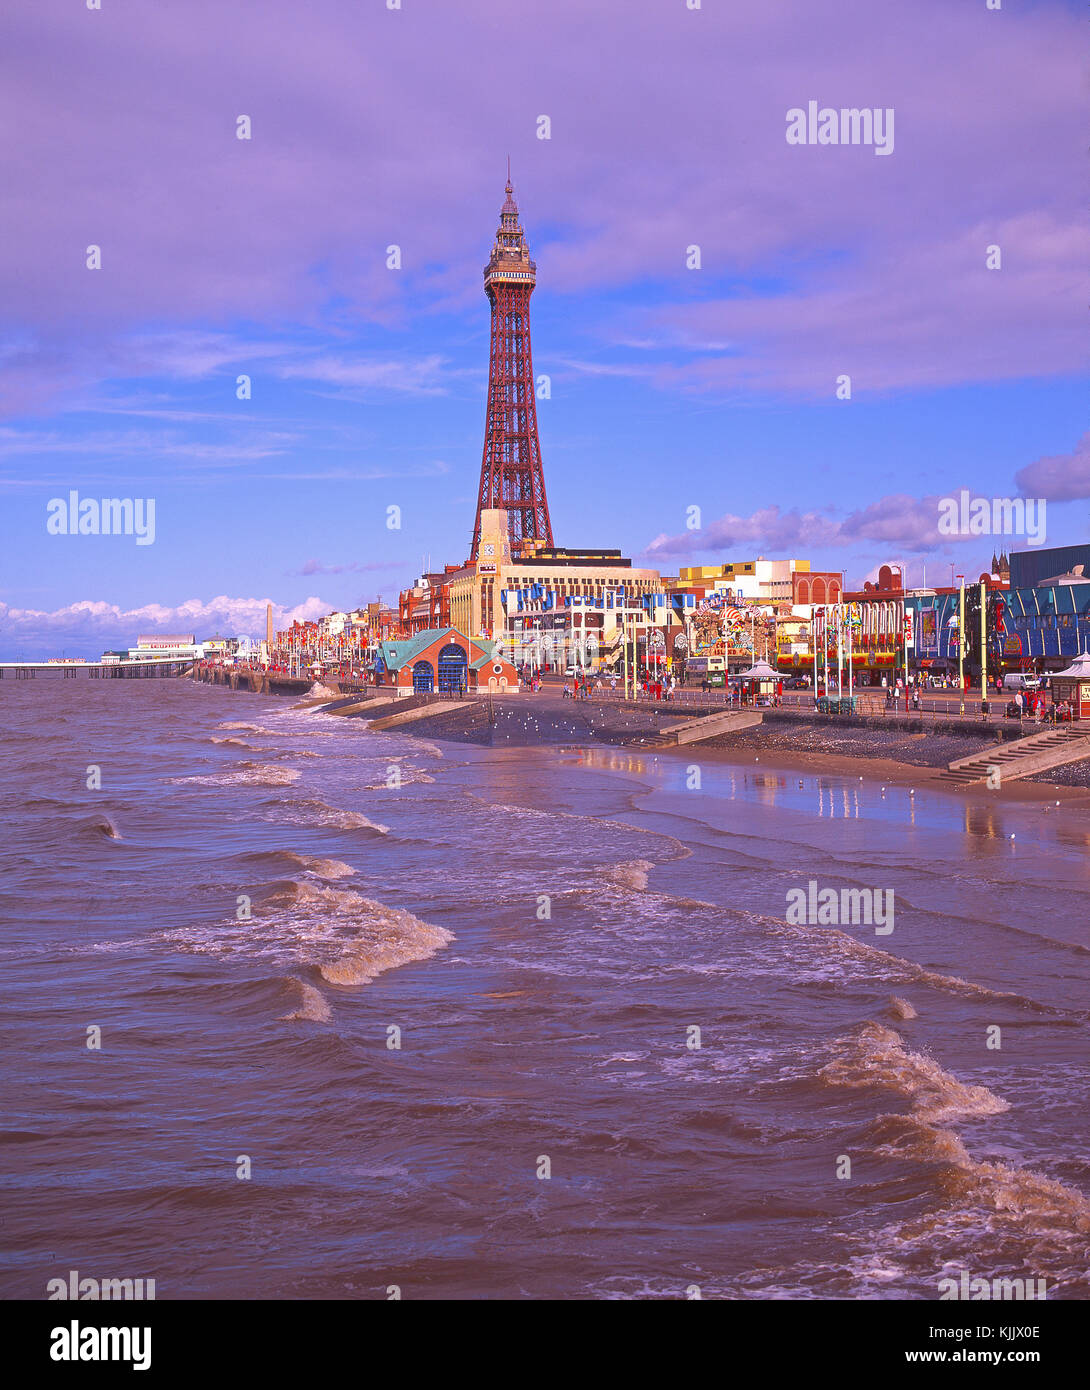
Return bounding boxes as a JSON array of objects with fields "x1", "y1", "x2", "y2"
[
  {"x1": 686, "y1": 744, "x2": 1090, "y2": 811},
  {"x1": 354, "y1": 692, "x2": 1090, "y2": 808}
]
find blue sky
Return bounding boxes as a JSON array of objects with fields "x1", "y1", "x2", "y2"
[{"x1": 1, "y1": 0, "x2": 1087, "y2": 657}]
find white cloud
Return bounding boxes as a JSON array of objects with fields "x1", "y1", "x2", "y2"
[{"x1": 0, "y1": 595, "x2": 332, "y2": 658}]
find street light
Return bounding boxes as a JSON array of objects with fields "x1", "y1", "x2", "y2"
[{"x1": 956, "y1": 574, "x2": 965, "y2": 716}]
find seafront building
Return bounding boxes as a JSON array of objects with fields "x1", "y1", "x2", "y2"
[
  {"x1": 119, "y1": 633, "x2": 204, "y2": 664},
  {"x1": 445, "y1": 508, "x2": 660, "y2": 674},
  {"x1": 252, "y1": 180, "x2": 1090, "y2": 694},
  {"x1": 673, "y1": 559, "x2": 842, "y2": 608},
  {"x1": 907, "y1": 544, "x2": 1090, "y2": 679},
  {"x1": 372, "y1": 627, "x2": 519, "y2": 694}
]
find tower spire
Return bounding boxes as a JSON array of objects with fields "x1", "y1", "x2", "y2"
[{"x1": 469, "y1": 176, "x2": 553, "y2": 561}]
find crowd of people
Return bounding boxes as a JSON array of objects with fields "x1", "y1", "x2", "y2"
[
  {"x1": 559, "y1": 673, "x2": 683, "y2": 700},
  {"x1": 561, "y1": 675, "x2": 616, "y2": 699}
]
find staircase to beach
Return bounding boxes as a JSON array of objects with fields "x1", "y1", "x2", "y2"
[
  {"x1": 641, "y1": 708, "x2": 764, "y2": 748},
  {"x1": 938, "y1": 725, "x2": 1090, "y2": 786}
]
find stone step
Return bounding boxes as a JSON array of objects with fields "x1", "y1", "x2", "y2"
[{"x1": 944, "y1": 724, "x2": 1090, "y2": 784}]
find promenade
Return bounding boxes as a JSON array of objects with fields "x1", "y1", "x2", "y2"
[{"x1": 593, "y1": 684, "x2": 1056, "y2": 730}]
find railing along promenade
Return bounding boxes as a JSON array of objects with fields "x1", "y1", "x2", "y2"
[{"x1": 554, "y1": 685, "x2": 1057, "y2": 730}]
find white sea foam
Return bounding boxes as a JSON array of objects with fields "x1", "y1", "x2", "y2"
[
  {"x1": 276, "y1": 798, "x2": 390, "y2": 834},
  {"x1": 602, "y1": 859, "x2": 654, "y2": 891},
  {"x1": 819, "y1": 1021, "x2": 1009, "y2": 1124},
  {"x1": 161, "y1": 879, "x2": 452, "y2": 989},
  {"x1": 167, "y1": 763, "x2": 302, "y2": 789}
]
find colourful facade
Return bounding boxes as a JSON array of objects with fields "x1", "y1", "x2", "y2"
[{"x1": 373, "y1": 627, "x2": 519, "y2": 694}]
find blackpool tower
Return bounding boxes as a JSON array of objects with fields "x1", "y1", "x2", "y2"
[{"x1": 469, "y1": 172, "x2": 554, "y2": 561}]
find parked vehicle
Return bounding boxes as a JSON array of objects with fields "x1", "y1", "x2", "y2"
[{"x1": 1002, "y1": 673, "x2": 1043, "y2": 692}]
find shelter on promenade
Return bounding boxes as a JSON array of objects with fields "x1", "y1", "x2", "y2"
[
  {"x1": 1048, "y1": 649, "x2": 1090, "y2": 719},
  {"x1": 737, "y1": 657, "x2": 778, "y2": 702},
  {"x1": 372, "y1": 627, "x2": 519, "y2": 695}
]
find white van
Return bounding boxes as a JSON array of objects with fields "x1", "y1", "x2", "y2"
[{"x1": 1002, "y1": 673, "x2": 1042, "y2": 692}]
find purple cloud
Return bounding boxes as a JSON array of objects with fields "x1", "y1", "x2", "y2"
[
  {"x1": 1, "y1": 0, "x2": 1085, "y2": 413},
  {"x1": 645, "y1": 492, "x2": 973, "y2": 561},
  {"x1": 294, "y1": 559, "x2": 402, "y2": 576},
  {"x1": 1014, "y1": 432, "x2": 1090, "y2": 502}
]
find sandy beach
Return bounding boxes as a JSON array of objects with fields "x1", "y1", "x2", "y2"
[{"x1": 324, "y1": 690, "x2": 1090, "y2": 812}]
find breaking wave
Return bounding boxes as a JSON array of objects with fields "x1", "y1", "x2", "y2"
[
  {"x1": 161, "y1": 879, "x2": 452, "y2": 989},
  {"x1": 819, "y1": 1021, "x2": 1008, "y2": 1124},
  {"x1": 602, "y1": 860, "x2": 654, "y2": 891},
  {"x1": 280, "y1": 978, "x2": 333, "y2": 1024},
  {"x1": 79, "y1": 813, "x2": 122, "y2": 840},
  {"x1": 275, "y1": 797, "x2": 390, "y2": 834},
  {"x1": 756, "y1": 914, "x2": 1058, "y2": 1014},
  {"x1": 240, "y1": 850, "x2": 357, "y2": 880},
  {"x1": 167, "y1": 762, "x2": 302, "y2": 789}
]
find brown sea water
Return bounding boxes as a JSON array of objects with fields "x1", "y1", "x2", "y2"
[{"x1": 2, "y1": 678, "x2": 1088, "y2": 1299}]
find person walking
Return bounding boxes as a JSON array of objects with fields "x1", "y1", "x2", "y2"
[{"x1": 1015, "y1": 689, "x2": 1024, "y2": 721}]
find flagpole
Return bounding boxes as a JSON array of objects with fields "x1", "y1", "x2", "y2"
[
  {"x1": 958, "y1": 574, "x2": 965, "y2": 716},
  {"x1": 848, "y1": 605, "x2": 854, "y2": 701},
  {"x1": 813, "y1": 605, "x2": 819, "y2": 695},
  {"x1": 980, "y1": 578, "x2": 987, "y2": 717}
]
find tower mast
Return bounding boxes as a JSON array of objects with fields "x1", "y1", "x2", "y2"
[{"x1": 469, "y1": 172, "x2": 554, "y2": 561}]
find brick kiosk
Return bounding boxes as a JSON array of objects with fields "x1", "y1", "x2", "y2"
[{"x1": 1048, "y1": 649, "x2": 1090, "y2": 720}]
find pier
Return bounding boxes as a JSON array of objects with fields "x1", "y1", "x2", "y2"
[{"x1": 0, "y1": 659, "x2": 194, "y2": 679}]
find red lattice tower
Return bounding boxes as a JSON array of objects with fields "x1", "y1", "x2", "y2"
[{"x1": 469, "y1": 173, "x2": 554, "y2": 561}]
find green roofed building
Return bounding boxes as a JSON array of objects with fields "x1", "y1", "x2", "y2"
[{"x1": 372, "y1": 627, "x2": 519, "y2": 696}]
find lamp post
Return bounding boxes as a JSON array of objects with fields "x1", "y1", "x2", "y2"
[
  {"x1": 980, "y1": 578, "x2": 988, "y2": 720},
  {"x1": 812, "y1": 605, "x2": 820, "y2": 697},
  {"x1": 957, "y1": 574, "x2": 965, "y2": 716},
  {"x1": 622, "y1": 604, "x2": 630, "y2": 701},
  {"x1": 899, "y1": 561, "x2": 910, "y2": 714},
  {"x1": 847, "y1": 603, "x2": 854, "y2": 701}
]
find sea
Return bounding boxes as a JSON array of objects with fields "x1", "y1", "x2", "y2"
[{"x1": 2, "y1": 677, "x2": 1088, "y2": 1300}]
